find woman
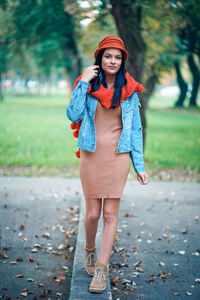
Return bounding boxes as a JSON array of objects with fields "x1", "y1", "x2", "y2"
[{"x1": 66, "y1": 35, "x2": 148, "y2": 294}]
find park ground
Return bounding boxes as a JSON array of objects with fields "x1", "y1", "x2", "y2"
[
  {"x1": 0, "y1": 177, "x2": 200, "y2": 300},
  {"x1": 0, "y1": 92, "x2": 200, "y2": 299},
  {"x1": 0, "y1": 92, "x2": 199, "y2": 181}
]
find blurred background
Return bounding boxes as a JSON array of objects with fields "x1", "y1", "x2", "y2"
[{"x1": 0, "y1": 0, "x2": 199, "y2": 181}]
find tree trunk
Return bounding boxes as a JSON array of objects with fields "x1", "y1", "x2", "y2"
[
  {"x1": 110, "y1": 0, "x2": 148, "y2": 148},
  {"x1": 63, "y1": 12, "x2": 82, "y2": 91},
  {"x1": 174, "y1": 61, "x2": 188, "y2": 107},
  {"x1": 110, "y1": 0, "x2": 146, "y2": 82},
  {"x1": 64, "y1": 47, "x2": 82, "y2": 90},
  {"x1": 143, "y1": 65, "x2": 158, "y2": 111},
  {"x1": 187, "y1": 54, "x2": 199, "y2": 106}
]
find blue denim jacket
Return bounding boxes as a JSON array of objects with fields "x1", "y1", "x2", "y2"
[{"x1": 66, "y1": 80, "x2": 145, "y2": 174}]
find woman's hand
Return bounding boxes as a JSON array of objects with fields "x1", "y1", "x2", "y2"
[
  {"x1": 137, "y1": 172, "x2": 148, "y2": 185},
  {"x1": 81, "y1": 65, "x2": 100, "y2": 83}
]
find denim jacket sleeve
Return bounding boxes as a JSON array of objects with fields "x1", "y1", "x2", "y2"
[
  {"x1": 66, "y1": 80, "x2": 90, "y2": 123},
  {"x1": 130, "y1": 94, "x2": 145, "y2": 174}
]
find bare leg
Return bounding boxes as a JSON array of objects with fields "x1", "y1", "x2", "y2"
[
  {"x1": 84, "y1": 197, "x2": 102, "y2": 249},
  {"x1": 99, "y1": 198, "x2": 120, "y2": 265}
]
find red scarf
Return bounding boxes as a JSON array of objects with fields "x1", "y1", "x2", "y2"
[{"x1": 70, "y1": 72, "x2": 144, "y2": 158}]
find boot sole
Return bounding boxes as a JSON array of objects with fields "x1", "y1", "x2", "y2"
[
  {"x1": 85, "y1": 268, "x2": 94, "y2": 276},
  {"x1": 89, "y1": 287, "x2": 106, "y2": 293}
]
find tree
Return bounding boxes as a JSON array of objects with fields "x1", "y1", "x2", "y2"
[
  {"x1": 0, "y1": 4, "x2": 10, "y2": 100},
  {"x1": 169, "y1": 0, "x2": 200, "y2": 107},
  {"x1": 2, "y1": 0, "x2": 82, "y2": 89}
]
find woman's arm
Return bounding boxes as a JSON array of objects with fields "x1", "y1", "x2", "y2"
[
  {"x1": 66, "y1": 80, "x2": 89, "y2": 123},
  {"x1": 130, "y1": 94, "x2": 148, "y2": 184},
  {"x1": 66, "y1": 65, "x2": 99, "y2": 123}
]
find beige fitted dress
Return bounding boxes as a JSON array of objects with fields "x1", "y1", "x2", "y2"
[{"x1": 79, "y1": 101, "x2": 130, "y2": 199}]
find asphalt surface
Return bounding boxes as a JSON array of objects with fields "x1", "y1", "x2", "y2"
[
  {"x1": 0, "y1": 177, "x2": 200, "y2": 300},
  {"x1": 110, "y1": 180, "x2": 200, "y2": 300},
  {"x1": 0, "y1": 177, "x2": 81, "y2": 300}
]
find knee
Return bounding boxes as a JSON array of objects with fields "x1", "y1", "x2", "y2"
[
  {"x1": 103, "y1": 209, "x2": 117, "y2": 225},
  {"x1": 85, "y1": 211, "x2": 101, "y2": 224}
]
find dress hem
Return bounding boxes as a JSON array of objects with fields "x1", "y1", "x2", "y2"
[{"x1": 83, "y1": 194, "x2": 123, "y2": 199}]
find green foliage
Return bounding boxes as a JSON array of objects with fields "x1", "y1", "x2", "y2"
[{"x1": 1, "y1": 0, "x2": 78, "y2": 78}]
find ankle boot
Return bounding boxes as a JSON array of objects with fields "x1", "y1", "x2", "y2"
[
  {"x1": 84, "y1": 246, "x2": 97, "y2": 276},
  {"x1": 89, "y1": 260, "x2": 107, "y2": 293}
]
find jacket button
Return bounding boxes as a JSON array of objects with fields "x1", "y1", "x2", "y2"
[{"x1": 77, "y1": 106, "x2": 79, "y2": 110}]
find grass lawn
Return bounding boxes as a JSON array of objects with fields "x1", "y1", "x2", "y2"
[{"x1": 0, "y1": 92, "x2": 199, "y2": 178}]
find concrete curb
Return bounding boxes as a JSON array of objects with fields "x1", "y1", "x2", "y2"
[{"x1": 69, "y1": 197, "x2": 112, "y2": 300}]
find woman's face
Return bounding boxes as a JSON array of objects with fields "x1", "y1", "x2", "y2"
[{"x1": 101, "y1": 48, "x2": 122, "y2": 77}]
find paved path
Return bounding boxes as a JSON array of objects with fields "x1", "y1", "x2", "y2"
[
  {"x1": 0, "y1": 177, "x2": 81, "y2": 299},
  {"x1": 110, "y1": 180, "x2": 200, "y2": 299},
  {"x1": 0, "y1": 177, "x2": 200, "y2": 299}
]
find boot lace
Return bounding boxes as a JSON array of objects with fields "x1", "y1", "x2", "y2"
[
  {"x1": 86, "y1": 251, "x2": 96, "y2": 266},
  {"x1": 93, "y1": 266, "x2": 106, "y2": 282}
]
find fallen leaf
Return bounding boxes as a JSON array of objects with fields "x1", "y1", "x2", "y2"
[
  {"x1": 58, "y1": 274, "x2": 66, "y2": 281},
  {"x1": 56, "y1": 207, "x2": 60, "y2": 211},
  {"x1": 140, "y1": 222, "x2": 146, "y2": 226},
  {"x1": 51, "y1": 250, "x2": 60, "y2": 255},
  {"x1": 160, "y1": 274, "x2": 168, "y2": 280},
  {"x1": 20, "y1": 292, "x2": 28, "y2": 297},
  {"x1": 41, "y1": 233, "x2": 50, "y2": 239},
  {"x1": 135, "y1": 267, "x2": 144, "y2": 272},
  {"x1": 68, "y1": 247, "x2": 74, "y2": 252},
  {"x1": 181, "y1": 228, "x2": 187, "y2": 234},
  {"x1": 58, "y1": 244, "x2": 64, "y2": 250},
  {"x1": 186, "y1": 291, "x2": 192, "y2": 296},
  {"x1": 0, "y1": 253, "x2": 8, "y2": 259},
  {"x1": 162, "y1": 234, "x2": 168, "y2": 239},
  {"x1": 131, "y1": 247, "x2": 137, "y2": 252},
  {"x1": 174, "y1": 292, "x2": 180, "y2": 295},
  {"x1": 195, "y1": 278, "x2": 200, "y2": 283},
  {"x1": 147, "y1": 240, "x2": 152, "y2": 244},
  {"x1": 163, "y1": 225, "x2": 170, "y2": 231},
  {"x1": 178, "y1": 250, "x2": 185, "y2": 255},
  {"x1": 30, "y1": 248, "x2": 37, "y2": 253},
  {"x1": 63, "y1": 254, "x2": 68, "y2": 259},
  {"x1": 134, "y1": 261, "x2": 141, "y2": 267},
  {"x1": 16, "y1": 257, "x2": 23, "y2": 262},
  {"x1": 28, "y1": 256, "x2": 34, "y2": 262},
  {"x1": 16, "y1": 274, "x2": 24, "y2": 278},
  {"x1": 19, "y1": 225, "x2": 25, "y2": 230},
  {"x1": 124, "y1": 213, "x2": 137, "y2": 218},
  {"x1": 3, "y1": 246, "x2": 9, "y2": 251},
  {"x1": 148, "y1": 277, "x2": 155, "y2": 282},
  {"x1": 20, "y1": 237, "x2": 28, "y2": 242},
  {"x1": 34, "y1": 243, "x2": 42, "y2": 248}
]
